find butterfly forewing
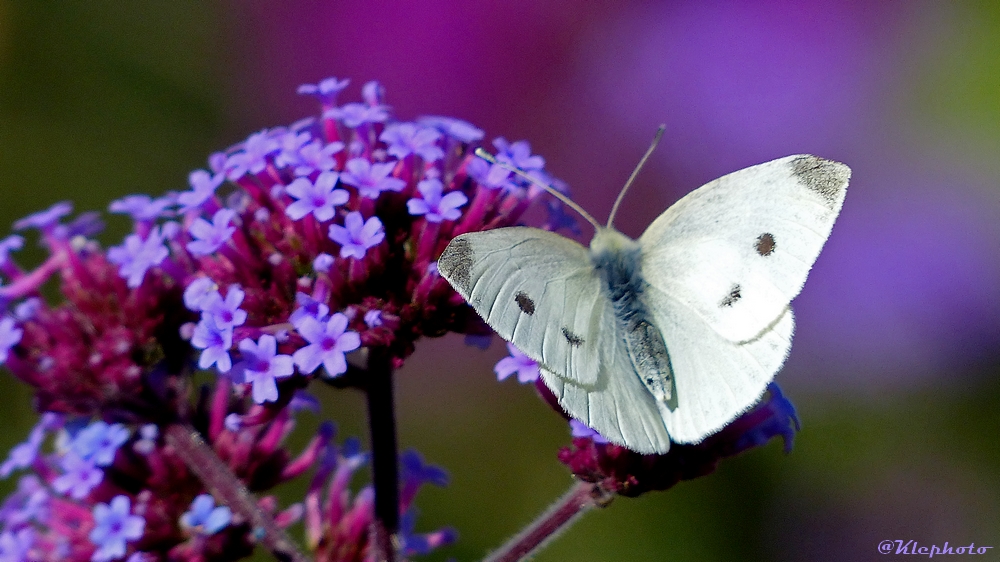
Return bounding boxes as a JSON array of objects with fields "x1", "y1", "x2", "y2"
[
  {"x1": 639, "y1": 155, "x2": 849, "y2": 343},
  {"x1": 438, "y1": 227, "x2": 611, "y2": 386}
]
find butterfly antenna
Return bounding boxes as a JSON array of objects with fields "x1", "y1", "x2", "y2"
[
  {"x1": 606, "y1": 124, "x2": 666, "y2": 229},
  {"x1": 473, "y1": 148, "x2": 603, "y2": 231}
]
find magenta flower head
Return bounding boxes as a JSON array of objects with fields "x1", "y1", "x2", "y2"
[{"x1": 553, "y1": 383, "x2": 800, "y2": 497}]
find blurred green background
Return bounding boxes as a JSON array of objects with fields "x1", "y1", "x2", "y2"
[{"x1": 1, "y1": 2, "x2": 998, "y2": 561}]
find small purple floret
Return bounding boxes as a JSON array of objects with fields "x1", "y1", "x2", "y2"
[
  {"x1": 275, "y1": 130, "x2": 312, "y2": 169},
  {"x1": 294, "y1": 140, "x2": 344, "y2": 177},
  {"x1": 53, "y1": 453, "x2": 104, "y2": 499},
  {"x1": 406, "y1": 179, "x2": 467, "y2": 223},
  {"x1": 326, "y1": 103, "x2": 389, "y2": 128},
  {"x1": 108, "y1": 194, "x2": 176, "y2": 222},
  {"x1": 0, "y1": 317, "x2": 23, "y2": 365},
  {"x1": 417, "y1": 116, "x2": 485, "y2": 143},
  {"x1": 178, "y1": 169, "x2": 224, "y2": 212},
  {"x1": 54, "y1": 211, "x2": 105, "y2": 240},
  {"x1": 297, "y1": 77, "x2": 350, "y2": 104},
  {"x1": 107, "y1": 226, "x2": 170, "y2": 288},
  {"x1": 13, "y1": 201, "x2": 73, "y2": 232},
  {"x1": 339, "y1": 159, "x2": 405, "y2": 199},
  {"x1": 364, "y1": 310, "x2": 383, "y2": 328},
  {"x1": 285, "y1": 172, "x2": 348, "y2": 222},
  {"x1": 0, "y1": 528, "x2": 34, "y2": 561},
  {"x1": 288, "y1": 292, "x2": 330, "y2": 329},
  {"x1": 292, "y1": 313, "x2": 361, "y2": 378},
  {"x1": 89, "y1": 495, "x2": 145, "y2": 562},
  {"x1": 186, "y1": 209, "x2": 236, "y2": 256},
  {"x1": 328, "y1": 212, "x2": 385, "y2": 260},
  {"x1": 180, "y1": 494, "x2": 232, "y2": 536},
  {"x1": 494, "y1": 343, "x2": 540, "y2": 383},
  {"x1": 183, "y1": 277, "x2": 218, "y2": 312},
  {"x1": 313, "y1": 253, "x2": 335, "y2": 273},
  {"x1": 72, "y1": 421, "x2": 130, "y2": 467},
  {"x1": 493, "y1": 137, "x2": 545, "y2": 171},
  {"x1": 238, "y1": 335, "x2": 295, "y2": 404},
  {"x1": 201, "y1": 285, "x2": 248, "y2": 331},
  {"x1": 380, "y1": 123, "x2": 444, "y2": 162},
  {"x1": 226, "y1": 130, "x2": 280, "y2": 179},
  {"x1": 0, "y1": 235, "x2": 24, "y2": 266},
  {"x1": 191, "y1": 319, "x2": 233, "y2": 373}
]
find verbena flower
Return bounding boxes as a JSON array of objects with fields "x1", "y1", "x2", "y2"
[
  {"x1": 238, "y1": 334, "x2": 295, "y2": 404},
  {"x1": 494, "y1": 343, "x2": 541, "y2": 383},
  {"x1": 180, "y1": 494, "x2": 232, "y2": 536},
  {"x1": 89, "y1": 495, "x2": 145, "y2": 562},
  {"x1": 327, "y1": 212, "x2": 385, "y2": 259},
  {"x1": 554, "y1": 383, "x2": 800, "y2": 497},
  {"x1": 0, "y1": 317, "x2": 22, "y2": 365},
  {"x1": 406, "y1": 179, "x2": 468, "y2": 223},
  {"x1": 106, "y1": 226, "x2": 170, "y2": 288},
  {"x1": 339, "y1": 159, "x2": 405, "y2": 199},
  {"x1": 13, "y1": 201, "x2": 73, "y2": 233},
  {"x1": 185, "y1": 209, "x2": 237, "y2": 256},
  {"x1": 284, "y1": 172, "x2": 348, "y2": 221},
  {"x1": 0, "y1": 527, "x2": 34, "y2": 561},
  {"x1": 291, "y1": 313, "x2": 361, "y2": 378}
]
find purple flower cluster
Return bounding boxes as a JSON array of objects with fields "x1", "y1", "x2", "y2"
[{"x1": 0, "y1": 77, "x2": 569, "y2": 561}]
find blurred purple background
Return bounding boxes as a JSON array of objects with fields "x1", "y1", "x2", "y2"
[{"x1": 2, "y1": 1, "x2": 998, "y2": 560}]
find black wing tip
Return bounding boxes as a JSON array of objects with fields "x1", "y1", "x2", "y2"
[
  {"x1": 438, "y1": 236, "x2": 474, "y2": 294},
  {"x1": 790, "y1": 155, "x2": 850, "y2": 209}
]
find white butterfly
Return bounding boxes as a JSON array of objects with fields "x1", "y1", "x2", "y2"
[{"x1": 437, "y1": 142, "x2": 849, "y2": 454}]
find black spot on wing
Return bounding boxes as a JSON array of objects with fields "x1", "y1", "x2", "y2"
[
  {"x1": 755, "y1": 233, "x2": 775, "y2": 256},
  {"x1": 561, "y1": 327, "x2": 584, "y2": 347},
  {"x1": 438, "y1": 237, "x2": 473, "y2": 294},
  {"x1": 791, "y1": 156, "x2": 849, "y2": 209},
  {"x1": 719, "y1": 284, "x2": 741, "y2": 307},
  {"x1": 514, "y1": 291, "x2": 535, "y2": 315}
]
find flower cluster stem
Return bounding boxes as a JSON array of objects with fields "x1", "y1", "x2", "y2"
[
  {"x1": 163, "y1": 423, "x2": 311, "y2": 562},
  {"x1": 365, "y1": 349, "x2": 400, "y2": 562},
  {"x1": 483, "y1": 480, "x2": 613, "y2": 562}
]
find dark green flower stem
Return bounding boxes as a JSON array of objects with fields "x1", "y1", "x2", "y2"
[{"x1": 365, "y1": 349, "x2": 400, "y2": 562}]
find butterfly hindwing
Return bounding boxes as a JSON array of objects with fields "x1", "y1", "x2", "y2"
[
  {"x1": 644, "y1": 284, "x2": 795, "y2": 443},
  {"x1": 639, "y1": 155, "x2": 848, "y2": 343},
  {"x1": 438, "y1": 227, "x2": 608, "y2": 386},
  {"x1": 540, "y1": 328, "x2": 672, "y2": 454}
]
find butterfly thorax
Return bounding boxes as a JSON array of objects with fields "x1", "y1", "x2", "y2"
[{"x1": 590, "y1": 228, "x2": 676, "y2": 407}]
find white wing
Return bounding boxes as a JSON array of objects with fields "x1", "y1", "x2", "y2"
[
  {"x1": 647, "y1": 284, "x2": 795, "y2": 443},
  {"x1": 540, "y1": 333, "x2": 672, "y2": 453},
  {"x1": 639, "y1": 155, "x2": 849, "y2": 342},
  {"x1": 439, "y1": 227, "x2": 671, "y2": 452},
  {"x1": 438, "y1": 227, "x2": 609, "y2": 386}
]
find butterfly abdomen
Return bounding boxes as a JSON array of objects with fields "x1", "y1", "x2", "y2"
[{"x1": 590, "y1": 229, "x2": 676, "y2": 405}]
